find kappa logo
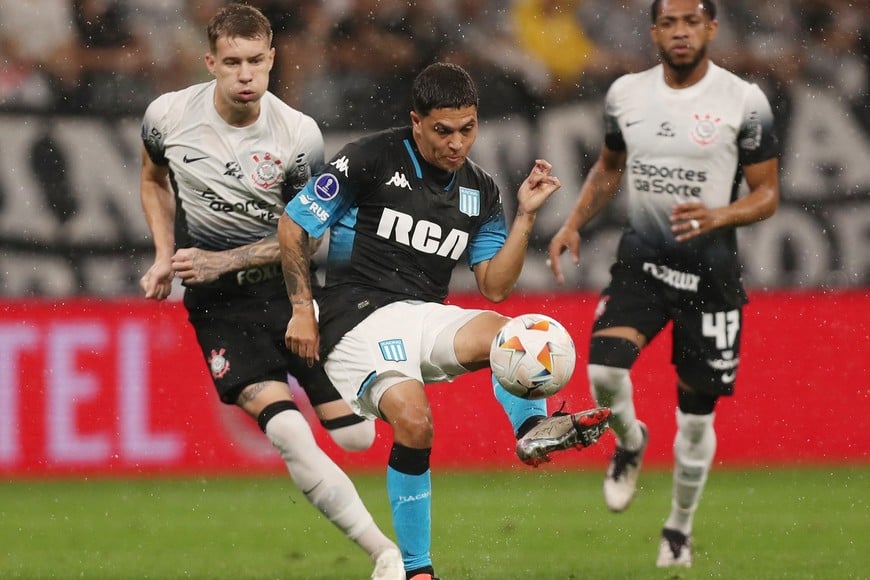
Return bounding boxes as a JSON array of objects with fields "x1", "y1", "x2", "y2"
[
  {"x1": 331, "y1": 155, "x2": 350, "y2": 177},
  {"x1": 387, "y1": 171, "x2": 412, "y2": 190}
]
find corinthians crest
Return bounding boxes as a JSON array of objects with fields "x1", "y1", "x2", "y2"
[
  {"x1": 208, "y1": 348, "x2": 231, "y2": 379},
  {"x1": 690, "y1": 113, "x2": 721, "y2": 146},
  {"x1": 251, "y1": 152, "x2": 284, "y2": 188}
]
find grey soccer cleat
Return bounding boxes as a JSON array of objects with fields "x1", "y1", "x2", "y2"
[{"x1": 516, "y1": 407, "x2": 611, "y2": 466}]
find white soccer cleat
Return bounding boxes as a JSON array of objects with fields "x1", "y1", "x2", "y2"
[
  {"x1": 603, "y1": 422, "x2": 648, "y2": 512},
  {"x1": 656, "y1": 528, "x2": 692, "y2": 568},
  {"x1": 371, "y1": 547, "x2": 404, "y2": 580}
]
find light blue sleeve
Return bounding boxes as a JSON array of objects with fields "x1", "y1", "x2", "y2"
[
  {"x1": 467, "y1": 211, "x2": 508, "y2": 268},
  {"x1": 284, "y1": 172, "x2": 355, "y2": 238}
]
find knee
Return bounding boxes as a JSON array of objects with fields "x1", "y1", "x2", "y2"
[
  {"x1": 588, "y1": 364, "x2": 631, "y2": 391},
  {"x1": 326, "y1": 419, "x2": 376, "y2": 452},
  {"x1": 389, "y1": 411, "x2": 434, "y2": 449},
  {"x1": 677, "y1": 411, "x2": 715, "y2": 445}
]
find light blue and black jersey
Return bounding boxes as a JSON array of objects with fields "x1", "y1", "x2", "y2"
[{"x1": 285, "y1": 126, "x2": 507, "y2": 355}]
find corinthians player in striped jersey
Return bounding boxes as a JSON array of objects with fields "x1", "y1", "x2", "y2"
[
  {"x1": 279, "y1": 63, "x2": 611, "y2": 580},
  {"x1": 548, "y1": 0, "x2": 780, "y2": 568},
  {"x1": 138, "y1": 4, "x2": 403, "y2": 579}
]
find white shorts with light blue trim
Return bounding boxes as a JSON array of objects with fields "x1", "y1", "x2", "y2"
[{"x1": 323, "y1": 300, "x2": 486, "y2": 419}]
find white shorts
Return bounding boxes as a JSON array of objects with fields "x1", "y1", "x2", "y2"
[{"x1": 323, "y1": 300, "x2": 486, "y2": 419}]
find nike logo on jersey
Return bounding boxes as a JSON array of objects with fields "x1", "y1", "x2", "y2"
[
  {"x1": 626, "y1": 119, "x2": 643, "y2": 127},
  {"x1": 183, "y1": 154, "x2": 208, "y2": 163},
  {"x1": 386, "y1": 171, "x2": 412, "y2": 190}
]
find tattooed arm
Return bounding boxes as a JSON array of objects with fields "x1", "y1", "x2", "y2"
[
  {"x1": 170, "y1": 233, "x2": 323, "y2": 286},
  {"x1": 169, "y1": 236, "x2": 279, "y2": 285},
  {"x1": 277, "y1": 211, "x2": 319, "y2": 365}
]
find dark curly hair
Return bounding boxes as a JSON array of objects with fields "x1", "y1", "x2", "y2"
[{"x1": 651, "y1": 0, "x2": 717, "y2": 23}]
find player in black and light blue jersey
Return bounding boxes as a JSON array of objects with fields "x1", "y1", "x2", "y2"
[
  {"x1": 547, "y1": 0, "x2": 780, "y2": 568},
  {"x1": 279, "y1": 62, "x2": 611, "y2": 580},
  {"x1": 289, "y1": 124, "x2": 507, "y2": 356}
]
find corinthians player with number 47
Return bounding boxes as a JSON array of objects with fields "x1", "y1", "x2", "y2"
[{"x1": 547, "y1": 0, "x2": 780, "y2": 569}]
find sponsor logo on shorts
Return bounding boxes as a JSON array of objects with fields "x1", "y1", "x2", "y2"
[
  {"x1": 643, "y1": 262, "x2": 700, "y2": 292},
  {"x1": 236, "y1": 264, "x2": 281, "y2": 286},
  {"x1": 208, "y1": 348, "x2": 231, "y2": 379},
  {"x1": 379, "y1": 339, "x2": 407, "y2": 362},
  {"x1": 707, "y1": 350, "x2": 739, "y2": 384},
  {"x1": 314, "y1": 173, "x2": 340, "y2": 201}
]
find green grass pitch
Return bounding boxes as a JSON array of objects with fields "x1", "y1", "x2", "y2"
[{"x1": 0, "y1": 467, "x2": 865, "y2": 579}]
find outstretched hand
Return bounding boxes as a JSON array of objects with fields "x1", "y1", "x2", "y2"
[
  {"x1": 547, "y1": 226, "x2": 581, "y2": 286},
  {"x1": 517, "y1": 159, "x2": 561, "y2": 215}
]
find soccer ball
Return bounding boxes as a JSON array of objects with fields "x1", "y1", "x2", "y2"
[{"x1": 490, "y1": 313, "x2": 576, "y2": 399}]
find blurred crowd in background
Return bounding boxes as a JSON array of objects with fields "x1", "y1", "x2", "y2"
[
  {"x1": 1, "y1": 0, "x2": 867, "y2": 133},
  {"x1": 0, "y1": 0, "x2": 867, "y2": 297}
]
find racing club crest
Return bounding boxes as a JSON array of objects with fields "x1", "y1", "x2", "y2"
[
  {"x1": 690, "y1": 113, "x2": 721, "y2": 146},
  {"x1": 251, "y1": 152, "x2": 283, "y2": 188},
  {"x1": 208, "y1": 348, "x2": 231, "y2": 379}
]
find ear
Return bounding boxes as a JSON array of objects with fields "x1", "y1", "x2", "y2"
[
  {"x1": 204, "y1": 52, "x2": 216, "y2": 76},
  {"x1": 706, "y1": 18, "x2": 719, "y2": 41},
  {"x1": 410, "y1": 111, "x2": 421, "y2": 128}
]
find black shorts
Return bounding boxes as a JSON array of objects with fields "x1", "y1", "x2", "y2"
[
  {"x1": 182, "y1": 269, "x2": 343, "y2": 406},
  {"x1": 592, "y1": 238, "x2": 746, "y2": 396}
]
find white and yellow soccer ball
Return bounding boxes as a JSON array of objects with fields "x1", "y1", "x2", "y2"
[{"x1": 490, "y1": 313, "x2": 576, "y2": 399}]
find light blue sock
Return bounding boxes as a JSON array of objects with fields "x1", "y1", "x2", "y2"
[
  {"x1": 492, "y1": 373, "x2": 548, "y2": 435},
  {"x1": 387, "y1": 466, "x2": 432, "y2": 572}
]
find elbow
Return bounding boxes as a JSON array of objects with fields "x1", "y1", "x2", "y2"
[
  {"x1": 481, "y1": 287, "x2": 513, "y2": 304},
  {"x1": 761, "y1": 188, "x2": 780, "y2": 220}
]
